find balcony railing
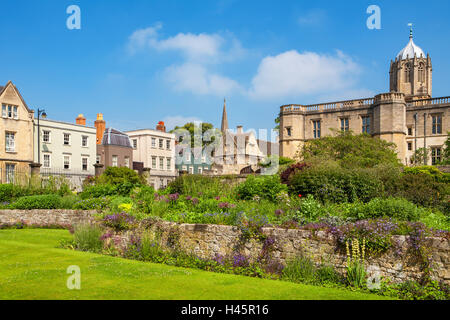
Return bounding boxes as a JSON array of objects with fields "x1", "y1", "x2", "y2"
[
  {"x1": 407, "y1": 96, "x2": 450, "y2": 107},
  {"x1": 280, "y1": 97, "x2": 374, "y2": 114}
]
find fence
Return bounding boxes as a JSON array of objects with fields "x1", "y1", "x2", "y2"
[{"x1": 0, "y1": 168, "x2": 92, "y2": 191}]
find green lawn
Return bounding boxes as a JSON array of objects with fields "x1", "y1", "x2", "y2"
[{"x1": 0, "y1": 229, "x2": 392, "y2": 300}]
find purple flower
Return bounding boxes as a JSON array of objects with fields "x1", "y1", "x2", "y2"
[
  {"x1": 233, "y1": 254, "x2": 250, "y2": 268},
  {"x1": 191, "y1": 198, "x2": 199, "y2": 205}
]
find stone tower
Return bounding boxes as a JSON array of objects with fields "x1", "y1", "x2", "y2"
[{"x1": 389, "y1": 25, "x2": 432, "y2": 101}]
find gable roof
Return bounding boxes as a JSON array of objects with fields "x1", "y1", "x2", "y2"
[{"x1": 0, "y1": 81, "x2": 33, "y2": 113}]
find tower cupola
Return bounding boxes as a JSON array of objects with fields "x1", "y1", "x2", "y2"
[{"x1": 390, "y1": 24, "x2": 432, "y2": 101}]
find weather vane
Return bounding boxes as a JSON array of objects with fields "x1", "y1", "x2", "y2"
[{"x1": 408, "y1": 23, "x2": 413, "y2": 39}]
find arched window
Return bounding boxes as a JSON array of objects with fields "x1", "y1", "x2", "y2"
[
  {"x1": 404, "y1": 63, "x2": 411, "y2": 83},
  {"x1": 418, "y1": 63, "x2": 425, "y2": 83}
]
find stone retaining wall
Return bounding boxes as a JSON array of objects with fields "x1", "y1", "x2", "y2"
[
  {"x1": 0, "y1": 210, "x2": 96, "y2": 227},
  {"x1": 0, "y1": 210, "x2": 448, "y2": 285}
]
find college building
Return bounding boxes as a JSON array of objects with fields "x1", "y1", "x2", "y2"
[
  {"x1": 126, "y1": 122, "x2": 177, "y2": 190},
  {"x1": 279, "y1": 29, "x2": 449, "y2": 166},
  {"x1": 34, "y1": 114, "x2": 97, "y2": 188}
]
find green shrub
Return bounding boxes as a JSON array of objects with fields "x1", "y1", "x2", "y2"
[
  {"x1": 72, "y1": 197, "x2": 109, "y2": 211},
  {"x1": 346, "y1": 198, "x2": 424, "y2": 222},
  {"x1": 404, "y1": 166, "x2": 450, "y2": 183},
  {"x1": 281, "y1": 254, "x2": 342, "y2": 285},
  {"x1": 98, "y1": 167, "x2": 145, "y2": 186},
  {"x1": 394, "y1": 173, "x2": 449, "y2": 208},
  {"x1": 58, "y1": 195, "x2": 79, "y2": 209},
  {"x1": 288, "y1": 165, "x2": 384, "y2": 204},
  {"x1": 80, "y1": 184, "x2": 117, "y2": 199},
  {"x1": 235, "y1": 175, "x2": 288, "y2": 202},
  {"x1": 73, "y1": 223, "x2": 103, "y2": 252},
  {"x1": 10, "y1": 194, "x2": 62, "y2": 210},
  {"x1": 167, "y1": 175, "x2": 234, "y2": 198}
]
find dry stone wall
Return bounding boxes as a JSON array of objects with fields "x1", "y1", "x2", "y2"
[{"x1": 0, "y1": 210, "x2": 448, "y2": 285}]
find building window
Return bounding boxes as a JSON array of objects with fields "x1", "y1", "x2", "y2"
[
  {"x1": 182, "y1": 165, "x2": 187, "y2": 171},
  {"x1": 132, "y1": 139, "x2": 137, "y2": 149},
  {"x1": 340, "y1": 118, "x2": 349, "y2": 132},
  {"x1": 407, "y1": 127, "x2": 413, "y2": 136},
  {"x1": 362, "y1": 116, "x2": 371, "y2": 134},
  {"x1": 124, "y1": 157, "x2": 130, "y2": 168},
  {"x1": 286, "y1": 127, "x2": 292, "y2": 137},
  {"x1": 159, "y1": 157, "x2": 164, "y2": 170},
  {"x1": 166, "y1": 140, "x2": 171, "y2": 150},
  {"x1": 82, "y1": 136, "x2": 88, "y2": 147},
  {"x1": 201, "y1": 155, "x2": 206, "y2": 163},
  {"x1": 418, "y1": 63, "x2": 425, "y2": 83},
  {"x1": 2, "y1": 104, "x2": 18, "y2": 119},
  {"x1": 159, "y1": 139, "x2": 164, "y2": 149},
  {"x1": 408, "y1": 142, "x2": 413, "y2": 151},
  {"x1": 198, "y1": 167, "x2": 203, "y2": 175},
  {"x1": 112, "y1": 155, "x2": 118, "y2": 167},
  {"x1": 43, "y1": 154, "x2": 51, "y2": 168},
  {"x1": 189, "y1": 166, "x2": 194, "y2": 174},
  {"x1": 186, "y1": 152, "x2": 191, "y2": 162},
  {"x1": 152, "y1": 157, "x2": 157, "y2": 169},
  {"x1": 432, "y1": 115, "x2": 442, "y2": 134},
  {"x1": 313, "y1": 120, "x2": 321, "y2": 139},
  {"x1": 431, "y1": 148, "x2": 442, "y2": 165},
  {"x1": 404, "y1": 63, "x2": 411, "y2": 83},
  {"x1": 151, "y1": 138, "x2": 156, "y2": 148},
  {"x1": 63, "y1": 133, "x2": 70, "y2": 145},
  {"x1": 166, "y1": 158, "x2": 171, "y2": 170},
  {"x1": 43, "y1": 130, "x2": 51, "y2": 143},
  {"x1": 5, "y1": 164, "x2": 15, "y2": 184},
  {"x1": 63, "y1": 156, "x2": 70, "y2": 170},
  {"x1": 5, "y1": 132, "x2": 15, "y2": 152},
  {"x1": 96, "y1": 154, "x2": 100, "y2": 164},
  {"x1": 82, "y1": 157, "x2": 88, "y2": 171}
]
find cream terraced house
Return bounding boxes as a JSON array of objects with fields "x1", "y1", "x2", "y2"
[
  {"x1": 0, "y1": 81, "x2": 35, "y2": 183},
  {"x1": 279, "y1": 29, "x2": 449, "y2": 166},
  {"x1": 126, "y1": 121, "x2": 177, "y2": 190},
  {"x1": 34, "y1": 114, "x2": 96, "y2": 189}
]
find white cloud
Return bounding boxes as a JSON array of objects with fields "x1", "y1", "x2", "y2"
[
  {"x1": 164, "y1": 62, "x2": 241, "y2": 96},
  {"x1": 127, "y1": 24, "x2": 245, "y2": 96},
  {"x1": 248, "y1": 50, "x2": 366, "y2": 100}
]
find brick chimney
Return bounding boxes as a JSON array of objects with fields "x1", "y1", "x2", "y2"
[
  {"x1": 156, "y1": 121, "x2": 166, "y2": 132},
  {"x1": 76, "y1": 114, "x2": 86, "y2": 126},
  {"x1": 94, "y1": 113, "x2": 106, "y2": 145},
  {"x1": 237, "y1": 125, "x2": 243, "y2": 134}
]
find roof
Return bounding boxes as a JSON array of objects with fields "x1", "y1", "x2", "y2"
[
  {"x1": 397, "y1": 35, "x2": 425, "y2": 60},
  {"x1": 0, "y1": 81, "x2": 33, "y2": 113},
  {"x1": 102, "y1": 128, "x2": 133, "y2": 148}
]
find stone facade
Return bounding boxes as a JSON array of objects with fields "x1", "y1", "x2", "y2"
[
  {"x1": 126, "y1": 123, "x2": 177, "y2": 190},
  {"x1": 34, "y1": 116, "x2": 97, "y2": 189},
  {"x1": 279, "y1": 32, "x2": 448, "y2": 166},
  {"x1": 1, "y1": 210, "x2": 448, "y2": 285},
  {"x1": 0, "y1": 81, "x2": 35, "y2": 183}
]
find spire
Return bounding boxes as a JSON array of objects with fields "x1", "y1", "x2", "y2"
[
  {"x1": 408, "y1": 23, "x2": 413, "y2": 39},
  {"x1": 221, "y1": 98, "x2": 229, "y2": 132}
]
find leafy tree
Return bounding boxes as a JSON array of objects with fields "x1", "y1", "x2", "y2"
[
  {"x1": 298, "y1": 130, "x2": 401, "y2": 169},
  {"x1": 274, "y1": 117, "x2": 280, "y2": 131},
  {"x1": 442, "y1": 132, "x2": 450, "y2": 165},
  {"x1": 411, "y1": 148, "x2": 429, "y2": 166},
  {"x1": 171, "y1": 122, "x2": 220, "y2": 148}
]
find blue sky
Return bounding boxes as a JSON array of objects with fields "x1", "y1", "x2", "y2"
[{"x1": 1, "y1": 0, "x2": 449, "y2": 135}]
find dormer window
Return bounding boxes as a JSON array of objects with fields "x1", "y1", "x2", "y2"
[{"x1": 2, "y1": 104, "x2": 18, "y2": 119}]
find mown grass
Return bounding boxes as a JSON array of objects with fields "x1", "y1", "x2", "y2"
[{"x1": 0, "y1": 229, "x2": 393, "y2": 300}]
